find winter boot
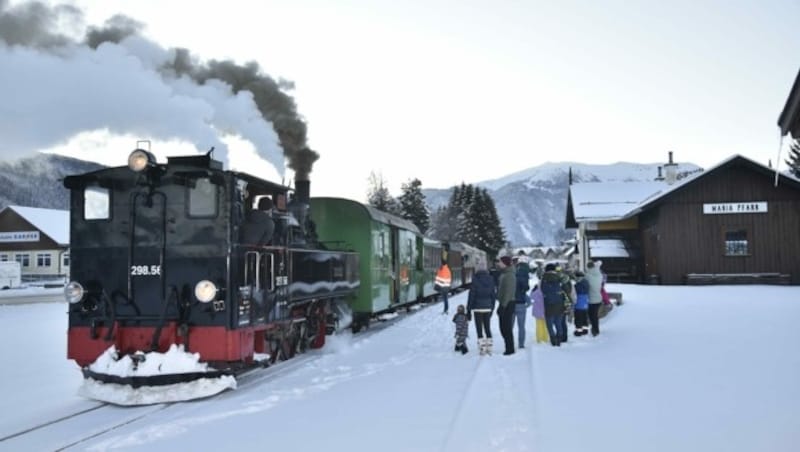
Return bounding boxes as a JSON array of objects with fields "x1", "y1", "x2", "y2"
[
  {"x1": 485, "y1": 338, "x2": 493, "y2": 356},
  {"x1": 477, "y1": 339, "x2": 486, "y2": 356},
  {"x1": 461, "y1": 343, "x2": 468, "y2": 355}
]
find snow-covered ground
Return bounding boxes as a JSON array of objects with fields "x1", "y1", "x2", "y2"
[{"x1": 1, "y1": 283, "x2": 799, "y2": 451}]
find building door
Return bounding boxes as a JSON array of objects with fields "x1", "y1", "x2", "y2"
[{"x1": 643, "y1": 227, "x2": 659, "y2": 282}]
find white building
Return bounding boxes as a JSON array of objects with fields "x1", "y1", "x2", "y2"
[{"x1": 0, "y1": 206, "x2": 69, "y2": 281}]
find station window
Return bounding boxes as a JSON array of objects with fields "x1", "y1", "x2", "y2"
[
  {"x1": 15, "y1": 254, "x2": 30, "y2": 267},
  {"x1": 63, "y1": 253, "x2": 70, "y2": 267},
  {"x1": 0, "y1": 254, "x2": 8, "y2": 261},
  {"x1": 85, "y1": 186, "x2": 110, "y2": 220},
  {"x1": 724, "y1": 229, "x2": 749, "y2": 256},
  {"x1": 188, "y1": 178, "x2": 217, "y2": 217},
  {"x1": 37, "y1": 253, "x2": 52, "y2": 267}
]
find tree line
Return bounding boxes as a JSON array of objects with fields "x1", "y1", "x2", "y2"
[{"x1": 367, "y1": 172, "x2": 506, "y2": 258}]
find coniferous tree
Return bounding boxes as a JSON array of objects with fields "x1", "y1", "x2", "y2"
[
  {"x1": 471, "y1": 188, "x2": 506, "y2": 256},
  {"x1": 428, "y1": 184, "x2": 505, "y2": 258},
  {"x1": 398, "y1": 178, "x2": 430, "y2": 234},
  {"x1": 366, "y1": 171, "x2": 401, "y2": 215},
  {"x1": 786, "y1": 139, "x2": 800, "y2": 178}
]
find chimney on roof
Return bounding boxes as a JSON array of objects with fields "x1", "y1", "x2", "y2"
[
  {"x1": 655, "y1": 166, "x2": 665, "y2": 181},
  {"x1": 664, "y1": 150, "x2": 678, "y2": 185}
]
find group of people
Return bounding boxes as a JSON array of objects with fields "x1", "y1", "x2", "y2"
[{"x1": 448, "y1": 252, "x2": 612, "y2": 356}]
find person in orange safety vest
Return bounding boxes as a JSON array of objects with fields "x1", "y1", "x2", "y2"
[{"x1": 435, "y1": 261, "x2": 452, "y2": 314}]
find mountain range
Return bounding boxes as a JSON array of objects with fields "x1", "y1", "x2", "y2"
[
  {"x1": 0, "y1": 154, "x2": 103, "y2": 211},
  {"x1": 0, "y1": 153, "x2": 701, "y2": 247}
]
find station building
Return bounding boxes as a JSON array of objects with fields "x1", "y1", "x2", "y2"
[
  {"x1": 566, "y1": 154, "x2": 800, "y2": 285},
  {"x1": 0, "y1": 206, "x2": 70, "y2": 281}
]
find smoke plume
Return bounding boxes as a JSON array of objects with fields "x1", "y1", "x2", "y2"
[{"x1": 0, "y1": 0, "x2": 316, "y2": 178}]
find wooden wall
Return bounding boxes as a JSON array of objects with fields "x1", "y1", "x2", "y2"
[{"x1": 640, "y1": 163, "x2": 800, "y2": 284}]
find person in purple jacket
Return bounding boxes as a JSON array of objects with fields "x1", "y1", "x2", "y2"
[{"x1": 530, "y1": 285, "x2": 549, "y2": 344}]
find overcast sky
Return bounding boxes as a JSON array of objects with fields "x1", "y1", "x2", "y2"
[{"x1": 8, "y1": 0, "x2": 800, "y2": 200}]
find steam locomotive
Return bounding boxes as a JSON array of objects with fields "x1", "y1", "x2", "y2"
[{"x1": 63, "y1": 149, "x2": 486, "y2": 401}]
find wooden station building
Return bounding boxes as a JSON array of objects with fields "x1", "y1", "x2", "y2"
[{"x1": 566, "y1": 154, "x2": 800, "y2": 285}]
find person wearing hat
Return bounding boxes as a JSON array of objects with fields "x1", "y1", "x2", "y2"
[{"x1": 496, "y1": 255, "x2": 517, "y2": 355}]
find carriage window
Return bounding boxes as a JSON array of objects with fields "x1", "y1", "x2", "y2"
[
  {"x1": 188, "y1": 178, "x2": 217, "y2": 217},
  {"x1": 84, "y1": 187, "x2": 109, "y2": 220},
  {"x1": 724, "y1": 229, "x2": 748, "y2": 256}
]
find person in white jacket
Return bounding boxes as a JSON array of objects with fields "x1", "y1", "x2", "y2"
[{"x1": 584, "y1": 260, "x2": 604, "y2": 336}]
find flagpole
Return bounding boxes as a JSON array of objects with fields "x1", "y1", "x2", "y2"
[{"x1": 775, "y1": 132, "x2": 784, "y2": 187}]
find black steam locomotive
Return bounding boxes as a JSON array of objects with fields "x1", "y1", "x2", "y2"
[{"x1": 64, "y1": 149, "x2": 359, "y2": 388}]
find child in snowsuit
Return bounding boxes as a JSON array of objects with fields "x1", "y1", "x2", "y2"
[
  {"x1": 573, "y1": 271, "x2": 590, "y2": 336},
  {"x1": 530, "y1": 285, "x2": 549, "y2": 344},
  {"x1": 452, "y1": 304, "x2": 470, "y2": 354}
]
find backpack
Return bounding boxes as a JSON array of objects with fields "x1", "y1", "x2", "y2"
[{"x1": 541, "y1": 276, "x2": 562, "y2": 305}]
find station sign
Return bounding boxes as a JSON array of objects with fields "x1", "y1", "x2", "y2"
[
  {"x1": 702, "y1": 202, "x2": 767, "y2": 214},
  {"x1": 0, "y1": 230, "x2": 40, "y2": 243}
]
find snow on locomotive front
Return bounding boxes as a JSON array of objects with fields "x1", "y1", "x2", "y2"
[{"x1": 63, "y1": 149, "x2": 359, "y2": 404}]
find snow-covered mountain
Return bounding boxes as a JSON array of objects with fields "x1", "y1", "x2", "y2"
[
  {"x1": 424, "y1": 161, "x2": 703, "y2": 246},
  {"x1": 0, "y1": 153, "x2": 104, "y2": 211}
]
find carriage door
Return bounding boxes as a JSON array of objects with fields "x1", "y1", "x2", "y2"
[
  {"x1": 129, "y1": 191, "x2": 167, "y2": 314},
  {"x1": 390, "y1": 228, "x2": 399, "y2": 305}
]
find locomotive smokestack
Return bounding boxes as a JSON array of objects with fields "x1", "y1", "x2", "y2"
[{"x1": 295, "y1": 179, "x2": 310, "y2": 205}]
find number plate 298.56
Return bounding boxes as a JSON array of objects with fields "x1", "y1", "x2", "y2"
[{"x1": 131, "y1": 265, "x2": 161, "y2": 276}]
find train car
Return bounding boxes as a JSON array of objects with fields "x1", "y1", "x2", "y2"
[
  {"x1": 448, "y1": 241, "x2": 488, "y2": 288},
  {"x1": 309, "y1": 197, "x2": 424, "y2": 332},
  {"x1": 420, "y1": 238, "x2": 444, "y2": 300},
  {"x1": 63, "y1": 149, "x2": 358, "y2": 403}
]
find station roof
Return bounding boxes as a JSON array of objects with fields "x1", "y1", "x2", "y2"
[
  {"x1": 1, "y1": 206, "x2": 69, "y2": 245},
  {"x1": 566, "y1": 154, "x2": 800, "y2": 227}
]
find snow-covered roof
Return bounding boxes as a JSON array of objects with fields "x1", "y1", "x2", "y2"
[
  {"x1": 589, "y1": 239, "x2": 630, "y2": 258},
  {"x1": 4, "y1": 206, "x2": 69, "y2": 245},
  {"x1": 568, "y1": 154, "x2": 798, "y2": 223},
  {"x1": 570, "y1": 181, "x2": 669, "y2": 222}
]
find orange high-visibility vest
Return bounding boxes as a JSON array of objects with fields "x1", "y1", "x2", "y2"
[{"x1": 435, "y1": 265, "x2": 452, "y2": 288}]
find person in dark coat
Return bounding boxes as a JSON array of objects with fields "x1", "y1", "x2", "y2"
[
  {"x1": 467, "y1": 263, "x2": 497, "y2": 356},
  {"x1": 540, "y1": 263, "x2": 569, "y2": 346},
  {"x1": 573, "y1": 271, "x2": 590, "y2": 336},
  {"x1": 513, "y1": 256, "x2": 531, "y2": 349},
  {"x1": 496, "y1": 256, "x2": 517, "y2": 355},
  {"x1": 240, "y1": 197, "x2": 276, "y2": 245}
]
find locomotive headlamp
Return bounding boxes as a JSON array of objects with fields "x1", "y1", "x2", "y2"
[
  {"x1": 64, "y1": 281, "x2": 85, "y2": 304},
  {"x1": 128, "y1": 149, "x2": 157, "y2": 172},
  {"x1": 194, "y1": 280, "x2": 218, "y2": 303}
]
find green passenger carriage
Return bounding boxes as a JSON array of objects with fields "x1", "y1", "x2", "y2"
[{"x1": 310, "y1": 197, "x2": 424, "y2": 331}]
